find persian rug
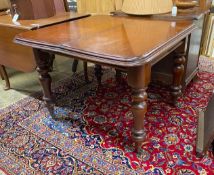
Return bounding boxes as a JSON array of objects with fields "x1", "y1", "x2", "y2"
[{"x1": 0, "y1": 68, "x2": 214, "y2": 175}]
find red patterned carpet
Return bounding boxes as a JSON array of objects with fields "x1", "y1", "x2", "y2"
[{"x1": 0, "y1": 69, "x2": 214, "y2": 174}]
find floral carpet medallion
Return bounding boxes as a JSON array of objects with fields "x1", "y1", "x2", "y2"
[{"x1": 0, "y1": 69, "x2": 214, "y2": 174}]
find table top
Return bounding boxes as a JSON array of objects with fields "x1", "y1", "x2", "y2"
[
  {"x1": 15, "y1": 15, "x2": 195, "y2": 67},
  {"x1": 0, "y1": 12, "x2": 90, "y2": 30}
]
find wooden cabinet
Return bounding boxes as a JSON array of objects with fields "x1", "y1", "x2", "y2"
[{"x1": 186, "y1": 16, "x2": 205, "y2": 84}]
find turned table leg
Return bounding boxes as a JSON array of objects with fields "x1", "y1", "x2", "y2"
[
  {"x1": 33, "y1": 49, "x2": 53, "y2": 104},
  {"x1": 127, "y1": 64, "x2": 151, "y2": 152},
  {"x1": 171, "y1": 52, "x2": 186, "y2": 105},
  {"x1": 0, "y1": 65, "x2": 10, "y2": 90}
]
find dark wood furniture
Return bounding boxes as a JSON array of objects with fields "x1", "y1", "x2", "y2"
[
  {"x1": 85, "y1": 7, "x2": 209, "y2": 86},
  {"x1": 196, "y1": 93, "x2": 214, "y2": 157},
  {"x1": 9, "y1": 0, "x2": 70, "y2": 20},
  {"x1": 15, "y1": 15, "x2": 195, "y2": 151},
  {"x1": 150, "y1": 7, "x2": 210, "y2": 88},
  {"x1": 0, "y1": 12, "x2": 89, "y2": 90}
]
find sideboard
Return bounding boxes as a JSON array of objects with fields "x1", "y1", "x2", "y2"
[{"x1": 151, "y1": 8, "x2": 210, "y2": 88}]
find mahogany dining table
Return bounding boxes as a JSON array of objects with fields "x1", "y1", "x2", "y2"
[{"x1": 15, "y1": 15, "x2": 195, "y2": 151}]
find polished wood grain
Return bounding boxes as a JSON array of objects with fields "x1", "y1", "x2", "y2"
[
  {"x1": 0, "y1": 12, "x2": 89, "y2": 30},
  {"x1": 128, "y1": 64, "x2": 150, "y2": 151},
  {"x1": 16, "y1": 15, "x2": 195, "y2": 66},
  {"x1": 15, "y1": 15, "x2": 195, "y2": 151}
]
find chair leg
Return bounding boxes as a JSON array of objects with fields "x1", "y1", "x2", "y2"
[
  {"x1": 83, "y1": 61, "x2": 89, "y2": 83},
  {"x1": 0, "y1": 68, "x2": 4, "y2": 80},
  {"x1": 72, "y1": 59, "x2": 79, "y2": 73},
  {"x1": 115, "y1": 69, "x2": 122, "y2": 82},
  {"x1": 94, "y1": 64, "x2": 102, "y2": 85},
  {"x1": 49, "y1": 54, "x2": 55, "y2": 72},
  {"x1": 72, "y1": 59, "x2": 89, "y2": 83},
  {"x1": 0, "y1": 65, "x2": 10, "y2": 90}
]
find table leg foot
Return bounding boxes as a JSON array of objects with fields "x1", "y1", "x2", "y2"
[
  {"x1": 0, "y1": 65, "x2": 10, "y2": 90},
  {"x1": 171, "y1": 53, "x2": 186, "y2": 106}
]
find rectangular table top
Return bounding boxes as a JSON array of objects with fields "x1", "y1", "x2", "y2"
[
  {"x1": 0, "y1": 12, "x2": 89, "y2": 30},
  {"x1": 15, "y1": 15, "x2": 195, "y2": 67}
]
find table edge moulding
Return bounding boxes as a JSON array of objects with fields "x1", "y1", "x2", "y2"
[{"x1": 14, "y1": 15, "x2": 196, "y2": 152}]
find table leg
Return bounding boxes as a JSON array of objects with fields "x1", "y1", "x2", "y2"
[
  {"x1": 171, "y1": 53, "x2": 186, "y2": 105},
  {"x1": 127, "y1": 64, "x2": 151, "y2": 152},
  {"x1": 0, "y1": 65, "x2": 10, "y2": 90},
  {"x1": 33, "y1": 49, "x2": 53, "y2": 104}
]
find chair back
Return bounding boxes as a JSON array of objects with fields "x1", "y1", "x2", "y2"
[
  {"x1": 54, "y1": 0, "x2": 70, "y2": 13},
  {"x1": 9, "y1": 0, "x2": 70, "y2": 20}
]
